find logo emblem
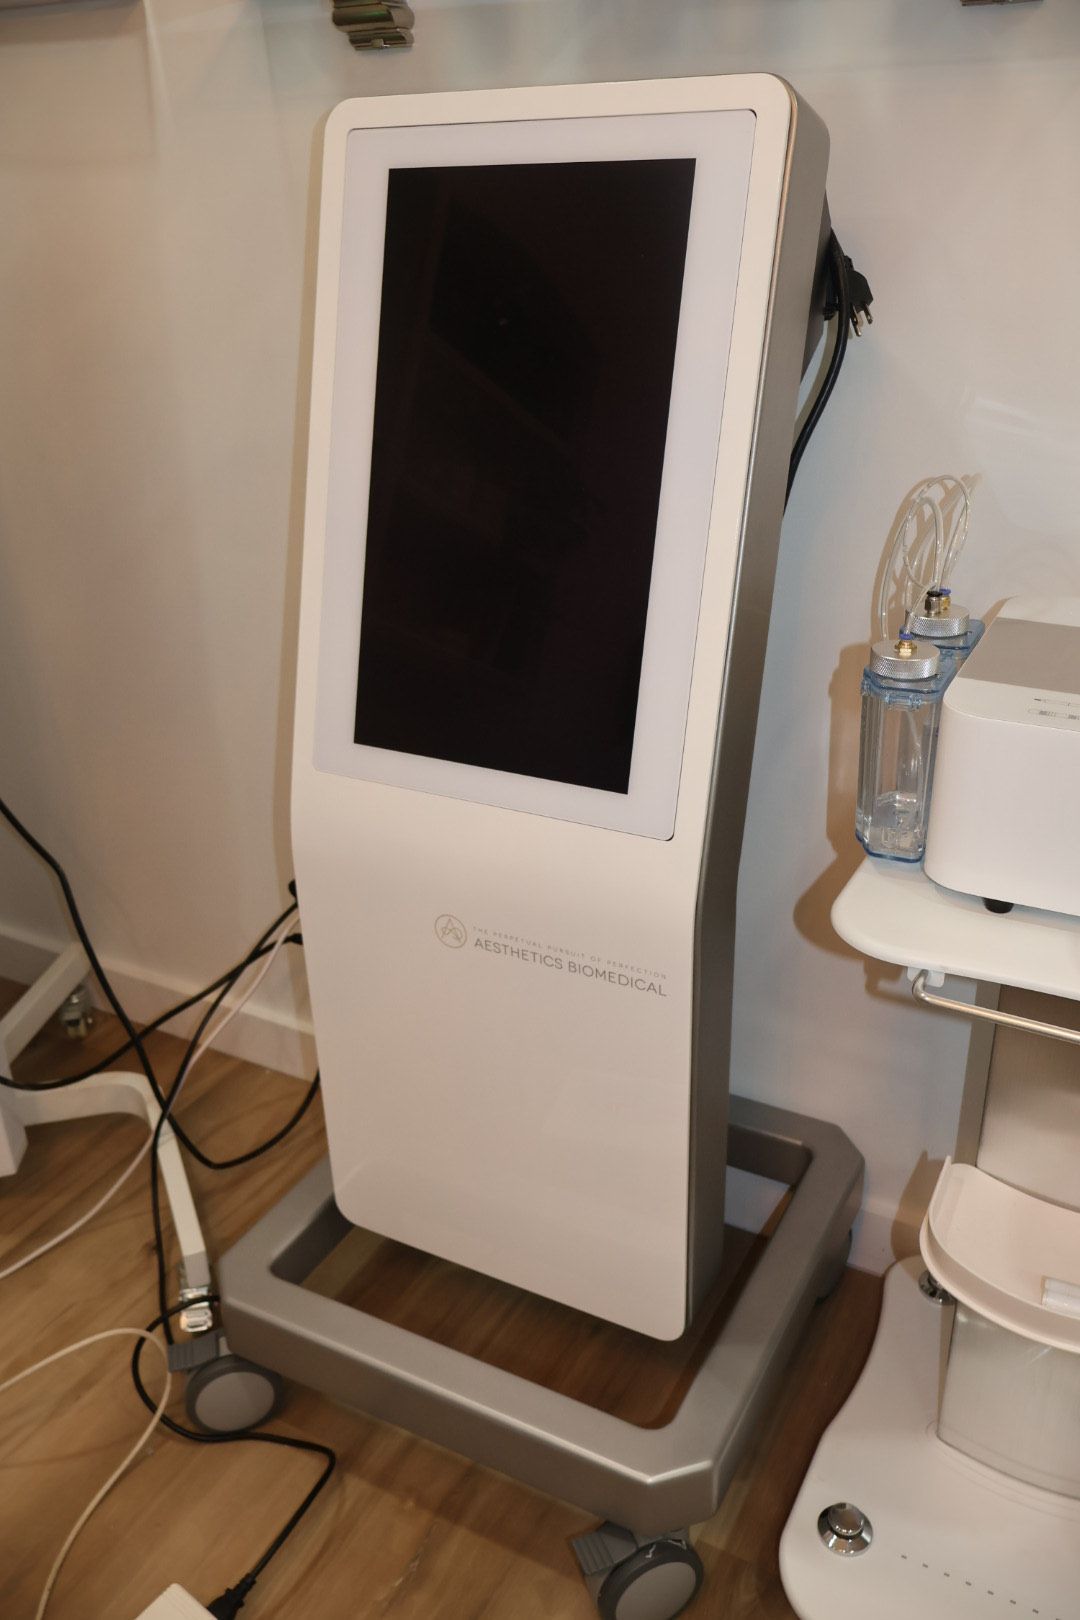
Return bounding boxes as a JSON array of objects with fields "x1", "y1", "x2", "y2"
[{"x1": 434, "y1": 913, "x2": 468, "y2": 949}]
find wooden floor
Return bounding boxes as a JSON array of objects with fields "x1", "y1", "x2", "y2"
[{"x1": 0, "y1": 980, "x2": 882, "y2": 1619}]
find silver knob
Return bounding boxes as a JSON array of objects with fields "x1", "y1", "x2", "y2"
[
  {"x1": 818, "y1": 1503, "x2": 873, "y2": 1556},
  {"x1": 827, "y1": 1505, "x2": 865, "y2": 1538}
]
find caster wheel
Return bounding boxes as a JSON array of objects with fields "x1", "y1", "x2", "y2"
[
  {"x1": 597, "y1": 1540, "x2": 704, "y2": 1620},
  {"x1": 816, "y1": 1230, "x2": 853, "y2": 1302},
  {"x1": 184, "y1": 1354, "x2": 285, "y2": 1434}
]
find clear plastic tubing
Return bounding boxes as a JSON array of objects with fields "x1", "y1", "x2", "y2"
[{"x1": 857, "y1": 630, "x2": 946, "y2": 863}]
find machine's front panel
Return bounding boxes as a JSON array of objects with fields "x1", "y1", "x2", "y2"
[{"x1": 298, "y1": 802, "x2": 697, "y2": 1338}]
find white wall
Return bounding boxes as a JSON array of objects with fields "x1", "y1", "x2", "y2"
[{"x1": 2, "y1": 0, "x2": 1078, "y2": 1266}]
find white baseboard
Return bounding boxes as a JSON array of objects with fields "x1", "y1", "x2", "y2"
[
  {"x1": 0, "y1": 921, "x2": 316, "y2": 1081},
  {"x1": 850, "y1": 1193, "x2": 921, "y2": 1275},
  {"x1": 724, "y1": 1170, "x2": 915, "y2": 1278}
]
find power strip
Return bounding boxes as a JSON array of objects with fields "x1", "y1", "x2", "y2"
[{"x1": 135, "y1": 1588, "x2": 212, "y2": 1619}]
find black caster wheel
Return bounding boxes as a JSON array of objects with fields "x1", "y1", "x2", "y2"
[
  {"x1": 184, "y1": 1353, "x2": 285, "y2": 1434},
  {"x1": 816, "y1": 1230, "x2": 853, "y2": 1302},
  {"x1": 597, "y1": 1539, "x2": 704, "y2": 1620}
]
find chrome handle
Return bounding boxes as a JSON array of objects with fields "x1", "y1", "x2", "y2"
[{"x1": 910, "y1": 970, "x2": 1080, "y2": 1048}]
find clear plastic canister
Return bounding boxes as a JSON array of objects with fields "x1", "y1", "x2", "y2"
[{"x1": 856, "y1": 633, "x2": 945, "y2": 862}]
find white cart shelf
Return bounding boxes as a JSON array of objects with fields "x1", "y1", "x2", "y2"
[
  {"x1": 833, "y1": 858, "x2": 1080, "y2": 1356},
  {"x1": 924, "y1": 1159, "x2": 1080, "y2": 1355},
  {"x1": 832, "y1": 858, "x2": 1080, "y2": 1003}
]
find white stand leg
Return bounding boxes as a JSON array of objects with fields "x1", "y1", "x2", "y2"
[
  {"x1": 0, "y1": 947, "x2": 211, "y2": 1321},
  {"x1": 0, "y1": 943, "x2": 88, "y2": 1176},
  {"x1": 13, "y1": 1072, "x2": 211, "y2": 1302},
  {"x1": 0, "y1": 1097, "x2": 28, "y2": 1176},
  {"x1": 0, "y1": 942, "x2": 89, "y2": 1067}
]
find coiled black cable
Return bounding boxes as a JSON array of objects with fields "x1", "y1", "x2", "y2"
[{"x1": 130, "y1": 1300, "x2": 336, "y2": 1614}]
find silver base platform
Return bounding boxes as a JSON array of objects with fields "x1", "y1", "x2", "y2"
[{"x1": 219, "y1": 1095, "x2": 862, "y2": 1541}]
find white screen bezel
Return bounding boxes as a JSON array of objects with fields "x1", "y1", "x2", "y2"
[{"x1": 313, "y1": 109, "x2": 755, "y2": 839}]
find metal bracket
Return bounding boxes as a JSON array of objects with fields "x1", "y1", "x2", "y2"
[
  {"x1": 167, "y1": 1330, "x2": 223, "y2": 1374},
  {"x1": 332, "y1": 1, "x2": 414, "y2": 49},
  {"x1": 910, "y1": 969, "x2": 1080, "y2": 1047},
  {"x1": 58, "y1": 984, "x2": 95, "y2": 1040},
  {"x1": 572, "y1": 1523, "x2": 691, "y2": 1602},
  {"x1": 572, "y1": 1523, "x2": 640, "y2": 1590},
  {"x1": 178, "y1": 1276, "x2": 216, "y2": 1336}
]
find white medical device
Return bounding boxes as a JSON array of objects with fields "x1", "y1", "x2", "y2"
[
  {"x1": 925, "y1": 597, "x2": 1080, "y2": 917},
  {"x1": 292, "y1": 76, "x2": 830, "y2": 1338}
]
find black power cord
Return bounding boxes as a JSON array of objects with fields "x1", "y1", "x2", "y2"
[
  {"x1": 0, "y1": 793, "x2": 320, "y2": 1319},
  {"x1": 0, "y1": 795, "x2": 168, "y2": 1106},
  {"x1": 135, "y1": 927, "x2": 319, "y2": 1176},
  {"x1": 0, "y1": 919, "x2": 301, "y2": 1095},
  {"x1": 786, "y1": 230, "x2": 874, "y2": 505},
  {"x1": 0, "y1": 791, "x2": 318, "y2": 1167},
  {"x1": 0, "y1": 794, "x2": 314, "y2": 1170},
  {"x1": 143, "y1": 905, "x2": 292, "y2": 1338},
  {"x1": 130, "y1": 1301, "x2": 337, "y2": 1618}
]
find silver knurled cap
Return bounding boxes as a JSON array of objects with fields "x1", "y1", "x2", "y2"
[
  {"x1": 869, "y1": 636, "x2": 940, "y2": 681},
  {"x1": 907, "y1": 600, "x2": 971, "y2": 639}
]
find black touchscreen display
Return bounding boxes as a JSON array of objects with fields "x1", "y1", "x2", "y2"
[{"x1": 354, "y1": 158, "x2": 696, "y2": 793}]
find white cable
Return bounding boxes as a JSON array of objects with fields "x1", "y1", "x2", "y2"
[
  {"x1": 941, "y1": 476, "x2": 973, "y2": 582},
  {"x1": 0, "y1": 919, "x2": 295, "y2": 1281},
  {"x1": 0, "y1": 1327, "x2": 171, "y2": 1620}
]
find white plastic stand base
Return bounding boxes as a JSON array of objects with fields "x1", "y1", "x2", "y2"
[
  {"x1": 0, "y1": 944, "x2": 209, "y2": 1295},
  {"x1": 780, "y1": 1259, "x2": 1080, "y2": 1620}
]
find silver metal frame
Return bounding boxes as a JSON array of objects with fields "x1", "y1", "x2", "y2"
[
  {"x1": 911, "y1": 969, "x2": 1080, "y2": 1048},
  {"x1": 219, "y1": 1095, "x2": 861, "y2": 1540},
  {"x1": 687, "y1": 88, "x2": 830, "y2": 1319}
]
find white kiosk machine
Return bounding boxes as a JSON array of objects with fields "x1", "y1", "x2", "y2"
[
  {"x1": 224, "y1": 76, "x2": 861, "y2": 1617},
  {"x1": 293, "y1": 75, "x2": 839, "y2": 1338}
]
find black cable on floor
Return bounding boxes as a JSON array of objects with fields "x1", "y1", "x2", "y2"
[{"x1": 130, "y1": 1300, "x2": 337, "y2": 1615}]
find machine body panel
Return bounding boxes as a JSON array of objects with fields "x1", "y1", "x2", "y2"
[{"x1": 293, "y1": 76, "x2": 828, "y2": 1337}]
